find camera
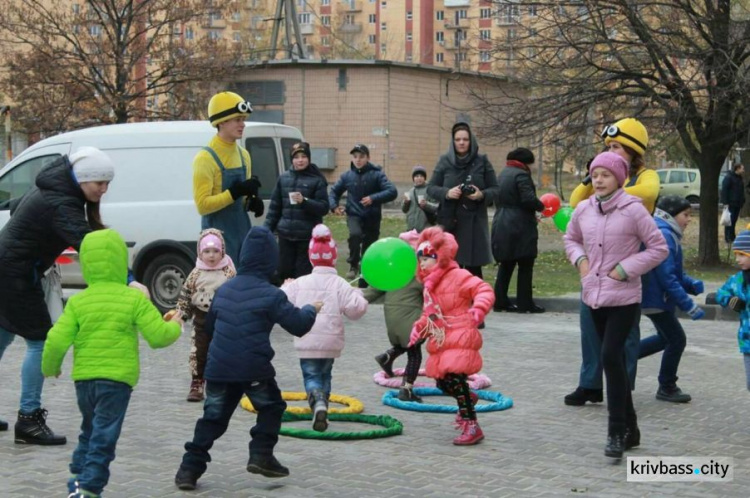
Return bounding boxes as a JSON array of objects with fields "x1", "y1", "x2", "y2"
[{"x1": 460, "y1": 183, "x2": 477, "y2": 195}]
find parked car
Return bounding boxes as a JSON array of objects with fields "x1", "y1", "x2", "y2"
[
  {"x1": 0, "y1": 121, "x2": 304, "y2": 311},
  {"x1": 656, "y1": 168, "x2": 701, "y2": 204}
]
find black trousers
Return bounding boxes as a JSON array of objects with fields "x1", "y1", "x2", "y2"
[
  {"x1": 346, "y1": 216, "x2": 380, "y2": 266},
  {"x1": 725, "y1": 205, "x2": 741, "y2": 243},
  {"x1": 590, "y1": 303, "x2": 639, "y2": 434},
  {"x1": 461, "y1": 265, "x2": 483, "y2": 279},
  {"x1": 494, "y1": 257, "x2": 535, "y2": 309},
  {"x1": 278, "y1": 237, "x2": 313, "y2": 281}
]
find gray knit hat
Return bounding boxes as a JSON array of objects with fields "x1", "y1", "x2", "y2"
[{"x1": 70, "y1": 147, "x2": 115, "y2": 183}]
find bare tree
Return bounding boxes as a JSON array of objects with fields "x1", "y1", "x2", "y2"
[
  {"x1": 0, "y1": 0, "x2": 245, "y2": 135},
  {"x1": 469, "y1": 0, "x2": 750, "y2": 264}
]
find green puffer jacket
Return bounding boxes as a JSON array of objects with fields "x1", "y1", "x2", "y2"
[
  {"x1": 363, "y1": 277, "x2": 423, "y2": 348},
  {"x1": 42, "y1": 229, "x2": 181, "y2": 387}
]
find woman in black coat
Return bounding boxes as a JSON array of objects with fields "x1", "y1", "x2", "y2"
[
  {"x1": 491, "y1": 148, "x2": 545, "y2": 313},
  {"x1": 0, "y1": 147, "x2": 147, "y2": 443},
  {"x1": 427, "y1": 122, "x2": 500, "y2": 277},
  {"x1": 264, "y1": 141, "x2": 329, "y2": 280}
]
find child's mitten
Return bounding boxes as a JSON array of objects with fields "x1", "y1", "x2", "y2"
[
  {"x1": 729, "y1": 296, "x2": 747, "y2": 313},
  {"x1": 469, "y1": 308, "x2": 486, "y2": 327},
  {"x1": 686, "y1": 305, "x2": 705, "y2": 321}
]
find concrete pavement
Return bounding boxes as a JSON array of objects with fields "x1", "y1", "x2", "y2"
[{"x1": 1, "y1": 308, "x2": 749, "y2": 497}]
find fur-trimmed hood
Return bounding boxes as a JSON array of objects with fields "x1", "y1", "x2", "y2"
[{"x1": 416, "y1": 226, "x2": 458, "y2": 282}]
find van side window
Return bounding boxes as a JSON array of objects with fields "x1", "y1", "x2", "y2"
[
  {"x1": 657, "y1": 170, "x2": 668, "y2": 183},
  {"x1": 0, "y1": 154, "x2": 60, "y2": 210},
  {"x1": 670, "y1": 171, "x2": 687, "y2": 184},
  {"x1": 688, "y1": 172, "x2": 697, "y2": 183},
  {"x1": 281, "y1": 138, "x2": 300, "y2": 171},
  {"x1": 245, "y1": 137, "x2": 279, "y2": 199}
]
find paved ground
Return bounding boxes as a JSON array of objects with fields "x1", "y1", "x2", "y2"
[{"x1": 1, "y1": 308, "x2": 749, "y2": 497}]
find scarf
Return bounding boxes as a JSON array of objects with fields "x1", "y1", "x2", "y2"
[
  {"x1": 506, "y1": 159, "x2": 530, "y2": 173},
  {"x1": 417, "y1": 260, "x2": 460, "y2": 347},
  {"x1": 196, "y1": 254, "x2": 235, "y2": 272}
]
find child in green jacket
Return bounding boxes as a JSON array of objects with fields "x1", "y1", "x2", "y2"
[{"x1": 42, "y1": 229, "x2": 183, "y2": 498}]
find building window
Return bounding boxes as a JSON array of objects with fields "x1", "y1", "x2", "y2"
[
  {"x1": 368, "y1": 14, "x2": 376, "y2": 23},
  {"x1": 406, "y1": 32, "x2": 412, "y2": 42},
  {"x1": 72, "y1": 3, "x2": 80, "y2": 14},
  {"x1": 508, "y1": 29, "x2": 516, "y2": 41},
  {"x1": 407, "y1": 11, "x2": 412, "y2": 21},
  {"x1": 436, "y1": 10, "x2": 444, "y2": 21},
  {"x1": 436, "y1": 53, "x2": 444, "y2": 63},
  {"x1": 480, "y1": 8, "x2": 491, "y2": 19},
  {"x1": 368, "y1": 34, "x2": 376, "y2": 44},
  {"x1": 480, "y1": 29, "x2": 490, "y2": 40},
  {"x1": 458, "y1": 9, "x2": 467, "y2": 19},
  {"x1": 381, "y1": 1, "x2": 386, "y2": 8},
  {"x1": 436, "y1": 31, "x2": 444, "y2": 42},
  {"x1": 321, "y1": 15, "x2": 330, "y2": 26},
  {"x1": 381, "y1": 22, "x2": 386, "y2": 31},
  {"x1": 210, "y1": 11, "x2": 222, "y2": 22},
  {"x1": 322, "y1": 0, "x2": 330, "y2": 4},
  {"x1": 299, "y1": 13, "x2": 311, "y2": 24},
  {"x1": 208, "y1": 30, "x2": 220, "y2": 40},
  {"x1": 233, "y1": 32, "x2": 241, "y2": 42},
  {"x1": 232, "y1": 12, "x2": 241, "y2": 22},
  {"x1": 322, "y1": 36, "x2": 330, "y2": 46},
  {"x1": 528, "y1": 5, "x2": 538, "y2": 17},
  {"x1": 89, "y1": 24, "x2": 101, "y2": 36},
  {"x1": 185, "y1": 27, "x2": 194, "y2": 40},
  {"x1": 480, "y1": 51, "x2": 491, "y2": 62},
  {"x1": 380, "y1": 42, "x2": 386, "y2": 53}
]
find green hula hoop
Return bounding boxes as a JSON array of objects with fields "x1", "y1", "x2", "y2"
[{"x1": 279, "y1": 411, "x2": 403, "y2": 440}]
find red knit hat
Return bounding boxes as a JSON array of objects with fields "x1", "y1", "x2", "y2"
[{"x1": 308, "y1": 224, "x2": 338, "y2": 267}]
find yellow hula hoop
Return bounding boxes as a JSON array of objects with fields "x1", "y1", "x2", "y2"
[{"x1": 240, "y1": 392, "x2": 364, "y2": 415}]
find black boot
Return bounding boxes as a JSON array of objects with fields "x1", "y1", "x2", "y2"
[
  {"x1": 0, "y1": 418, "x2": 7, "y2": 431},
  {"x1": 247, "y1": 454, "x2": 290, "y2": 478},
  {"x1": 625, "y1": 422, "x2": 640, "y2": 450},
  {"x1": 308, "y1": 390, "x2": 328, "y2": 432},
  {"x1": 374, "y1": 347, "x2": 403, "y2": 378},
  {"x1": 564, "y1": 387, "x2": 603, "y2": 406},
  {"x1": 397, "y1": 383, "x2": 423, "y2": 403},
  {"x1": 656, "y1": 383, "x2": 691, "y2": 403},
  {"x1": 605, "y1": 432, "x2": 625, "y2": 459},
  {"x1": 14, "y1": 408, "x2": 67, "y2": 445}
]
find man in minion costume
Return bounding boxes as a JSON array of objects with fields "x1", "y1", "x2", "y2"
[
  {"x1": 193, "y1": 91, "x2": 264, "y2": 262},
  {"x1": 564, "y1": 117, "x2": 661, "y2": 410}
]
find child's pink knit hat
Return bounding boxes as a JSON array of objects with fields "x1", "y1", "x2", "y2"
[
  {"x1": 590, "y1": 151, "x2": 629, "y2": 187},
  {"x1": 308, "y1": 224, "x2": 338, "y2": 267}
]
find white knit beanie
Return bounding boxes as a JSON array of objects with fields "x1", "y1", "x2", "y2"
[{"x1": 69, "y1": 146, "x2": 115, "y2": 183}]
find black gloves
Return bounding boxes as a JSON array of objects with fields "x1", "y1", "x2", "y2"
[
  {"x1": 245, "y1": 195, "x2": 264, "y2": 218},
  {"x1": 729, "y1": 296, "x2": 747, "y2": 313},
  {"x1": 228, "y1": 177, "x2": 261, "y2": 200}
]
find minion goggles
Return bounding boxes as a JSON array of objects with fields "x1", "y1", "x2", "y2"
[
  {"x1": 209, "y1": 101, "x2": 253, "y2": 123},
  {"x1": 601, "y1": 124, "x2": 646, "y2": 152}
]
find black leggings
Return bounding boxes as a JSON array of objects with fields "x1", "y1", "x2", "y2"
[
  {"x1": 436, "y1": 373, "x2": 476, "y2": 421},
  {"x1": 590, "y1": 303, "x2": 639, "y2": 434}
]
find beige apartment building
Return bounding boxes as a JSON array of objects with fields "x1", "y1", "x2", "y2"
[{"x1": 231, "y1": 59, "x2": 519, "y2": 185}]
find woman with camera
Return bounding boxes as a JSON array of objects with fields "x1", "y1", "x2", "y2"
[{"x1": 427, "y1": 122, "x2": 499, "y2": 278}]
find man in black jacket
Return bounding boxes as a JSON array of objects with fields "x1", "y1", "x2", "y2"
[{"x1": 721, "y1": 163, "x2": 745, "y2": 243}]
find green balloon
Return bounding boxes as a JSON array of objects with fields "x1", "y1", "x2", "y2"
[
  {"x1": 361, "y1": 238, "x2": 417, "y2": 291},
  {"x1": 553, "y1": 206, "x2": 574, "y2": 233}
]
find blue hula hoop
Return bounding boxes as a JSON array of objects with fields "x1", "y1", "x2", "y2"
[{"x1": 382, "y1": 387, "x2": 513, "y2": 413}]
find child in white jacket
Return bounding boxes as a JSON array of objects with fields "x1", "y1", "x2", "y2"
[{"x1": 282, "y1": 224, "x2": 368, "y2": 432}]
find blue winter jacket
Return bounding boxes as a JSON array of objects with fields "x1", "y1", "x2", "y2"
[
  {"x1": 328, "y1": 162, "x2": 397, "y2": 220},
  {"x1": 641, "y1": 210, "x2": 701, "y2": 314},
  {"x1": 716, "y1": 271, "x2": 750, "y2": 354},
  {"x1": 203, "y1": 226, "x2": 317, "y2": 382}
]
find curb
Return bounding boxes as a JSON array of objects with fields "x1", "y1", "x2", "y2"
[{"x1": 532, "y1": 297, "x2": 737, "y2": 322}]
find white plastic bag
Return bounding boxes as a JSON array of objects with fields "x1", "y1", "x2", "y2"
[
  {"x1": 42, "y1": 264, "x2": 64, "y2": 322},
  {"x1": 720, "y1": 206, "x2": 732, "y2": 227}
]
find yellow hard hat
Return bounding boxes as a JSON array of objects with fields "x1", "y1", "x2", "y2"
[
  {"x1": 601, "y1": 118, "x2": 649, "y2": 156},
  {"x1": 207, "y1": 91, "x2": 252, "y2": 127}
]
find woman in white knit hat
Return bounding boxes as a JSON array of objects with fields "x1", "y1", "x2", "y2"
[{"x1": 0, "y1": 146, "x2": 147, "y2": 444}]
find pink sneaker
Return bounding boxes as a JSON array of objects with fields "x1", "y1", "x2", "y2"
[{"x1": 453, "y1": 420, "x2": 484, "y2": 445}]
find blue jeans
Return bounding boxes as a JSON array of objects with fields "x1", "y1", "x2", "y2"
[
  {"x1": 181, "y1": 379, "x2": 286, "y2": 475},
  {"x1": 70, "y1": 380, "x2": 132, "y2": 495},
  {"x1": 578, "y1": 302, "x2": 639, "y2": 390},
  {"x1": 300, "y1": 358, "x2": 335, "y2": 396},
  {"x1": 0, "y1": 327, "x2": 46, "y2": 413},
  {"x1": 639, "y1": 311, "x2": 686, "y2": 386}
]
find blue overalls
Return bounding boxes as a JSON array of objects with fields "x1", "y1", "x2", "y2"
[{"x1": 200, "y1": 147, "x2": 252, "y2": 263}]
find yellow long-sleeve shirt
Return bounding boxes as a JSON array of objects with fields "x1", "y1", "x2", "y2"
[
  {"x1": 570, "y1": 167, "x2": 660, "y2": 213},
  {"x1": 192, "y1": 135, "x2": 253, "y2": 216}
]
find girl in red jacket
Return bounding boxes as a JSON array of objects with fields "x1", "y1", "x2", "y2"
[{"x1": 409, "y1": 227, "x2": 495, "y2": 445}]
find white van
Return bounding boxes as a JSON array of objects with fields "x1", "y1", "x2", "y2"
[{"x1": 0, "y1": 121, "x2": 304, "y2": 311}]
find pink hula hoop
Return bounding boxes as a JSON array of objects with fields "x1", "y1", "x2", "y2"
[{"x1": 373, "y1": 368, "x2": 492, "y2": 390}]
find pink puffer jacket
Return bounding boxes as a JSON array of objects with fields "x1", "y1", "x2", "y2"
[
  {"x1": 282, "y1": 266, "x2": 368, "y2": 358},
  {"x1": 564, "y1": 189, "x2": 668, "y2": 309}
]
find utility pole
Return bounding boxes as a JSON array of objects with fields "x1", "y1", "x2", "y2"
[{"x1": 269, "y1": 0, "x2": 307, "y2": 59}]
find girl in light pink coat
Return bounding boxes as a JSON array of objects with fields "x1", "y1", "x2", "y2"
[
  {"x1": 282, "y1": 224, "x2": 368, "y2": 432},
  {"x1": 564, "y1": 151, "x2": 668, "y2": 460}
]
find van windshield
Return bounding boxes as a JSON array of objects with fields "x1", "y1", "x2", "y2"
[
  {"x1": 245, "y1": 137, "x2": 279, "y2": 199},
  {"x1": 0, "y1": 154, "x2": 61, "y2": 211}
]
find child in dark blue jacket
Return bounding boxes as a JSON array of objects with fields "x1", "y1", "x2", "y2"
[
  {"x1": 639, "y1": 196, "x2": 704, "y2": 404},
  {"x1": 329, "y1": 143, "x2": 397, "y2": 286},
  {"x1": 175, "y1": 227, "x2": 322, "y2": 490}
]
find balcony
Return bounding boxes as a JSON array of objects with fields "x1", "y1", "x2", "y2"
[
  {"x1": 444, "y1": 0, "x2": 470, "y2": 7},
  {"x1": 339, "y1": 22, "x2": 362, "y2": 33},
  {"x1": 444, "y1": 18, "x2": 470, "y2": 30},
  {"x1": 299, "y1": 23, "x2": 314, "y2": 35}
]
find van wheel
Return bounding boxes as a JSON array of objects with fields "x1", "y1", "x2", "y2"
[
  {"x1": 142, "y1": 253, "x2": 193, "y2": 313},
  {"x1": 686, "y1": 195, "x2": 699, "y2": 205}
]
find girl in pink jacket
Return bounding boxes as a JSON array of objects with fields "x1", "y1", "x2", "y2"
[
  {"x1": 564, "y1": 151, "x2": 668, "y2": 460},
  {"x1": 282, "y1": 224, "x2": 368, "y2": 432},
  {"x1": 409, "y1": 227, "x2": 495, "y2": 446}
]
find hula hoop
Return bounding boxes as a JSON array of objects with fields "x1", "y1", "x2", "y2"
[
  {"x1": 279, "y1": 412, "x2": 403, "y2": 440},
  {"x1": 382, "y1": 387, "x2": 513, "y2": 413},
  {"x1": 373, "y1": 368, "x2": 492, "y2": 390},
  {"x1": 240, "y1": 392, "x2": 364, "y2": 415}
]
